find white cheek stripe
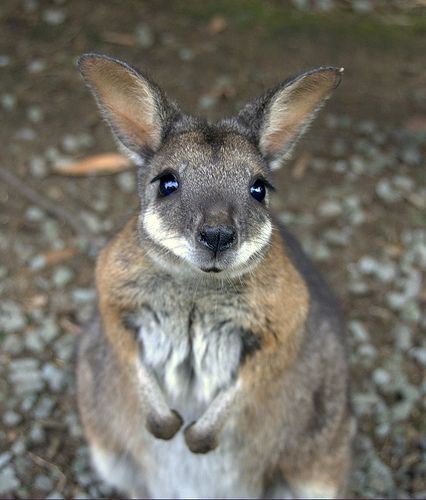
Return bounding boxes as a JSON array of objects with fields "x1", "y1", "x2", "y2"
[
  {"x1": 233, "y1": 219, "x2": 272, "y2": 268},
  {"x1": 143, "y1": 210, "x2": 189, "y2": 259}
]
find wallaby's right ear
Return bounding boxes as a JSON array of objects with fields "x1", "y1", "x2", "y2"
[{"x1": 77, "y1": 53, "x2": 180, "y2": 165}]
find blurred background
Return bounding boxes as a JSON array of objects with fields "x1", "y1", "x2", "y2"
[{"x1": 0, "y1": 0, "x2": 425, "y2": 498}]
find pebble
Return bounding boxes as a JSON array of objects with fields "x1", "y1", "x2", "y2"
[
  {"x1": 27, "y1": 59, "x2": 46, "y2": 74},
  {"x1": 52, "y1": 266, "x2": 74, "y2": 288},
  {"x1": 25, "y1": 206, "x2": 46, "y2": 222},
  {"x1": 0, "y1": 301, "x2": 27, "y2": 333},
  {"x1": 2, "y1": 410, "x2": 22, "y2": 427},
  {"x1": 0, "y1": 452, "x2": 12, "y2": 469},
  {"x1": 116, "y1": 171, "x2": 136, "y2": 193},
  {"x1": 372, "y1": 368, "x2": 391, "y2": 387},
  {"x1": 27, "y1": 105, "x2": 44, "y2": 123},
  {"x1": 135, "y1": 23, "x2": 154, "y2": 48},
  {"x1": 71, "y1": 288, "x2": 96, "y2": 304},
  {"x1": 352, "y1": 0, "x2": 373, "y2": 13},
  {"x1": 9, "y1": 359, "x2": 44, "y2": 395},
  {"x1": 33, "y1": 396, "x2": 55, "y2": 419},
  {"x1": 42, "y1": 362, "x2": 66, "y2": 392},
  {"x1": 179, "y1": 48, "x2": 193, "y2": 61},
  {"x1": 348, "y1": 320, "x2": 370, "y2": 342},
  {"x1": 409, "y1": 347, "x2": 426, "y2": 367},
  {"x1": 34, "y1": 475, "x2": 54, "y2": 492},
  {"x1": 42, "y1": 8, "x2": 67, "y2": 25},
  {"x1": 38, "y1": 317, "x2": 60, "y2": 343},
  {"x1": 2, "y1": 334, "x2": 24, "y2": 355},
  {"x1": 318, "y1": 200, "x2": 342, "y2": 217},
  {"x1": 0, "y1": 466, "x2": 20, "y2": 495},
  {"x1": 1, "y1": 94, "x2": 16, "y2": 111},
  {"x1": 29, "y1": 155, "x2": 48, "y2": 178}
]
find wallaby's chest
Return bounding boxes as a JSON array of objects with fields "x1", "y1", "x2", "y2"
[{"x1": 129, "y1": 283, "x2": 253, "y2": 413}]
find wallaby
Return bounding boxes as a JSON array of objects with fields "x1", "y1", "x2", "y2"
[{"x1": 77, "y1": 53, "x2": 354, "y2": 499}]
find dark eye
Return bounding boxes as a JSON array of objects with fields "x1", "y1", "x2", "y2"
[
  {"x1": 158, "y1": 173, "x2": 179, "y2": 197},
  {"x1": 250, "y1": 179, "x2": 266, "y2": 202}
]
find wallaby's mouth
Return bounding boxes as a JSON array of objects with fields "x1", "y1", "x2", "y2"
[{"x1": 201, "y1": 266, "x2": 222, "y2": 273}]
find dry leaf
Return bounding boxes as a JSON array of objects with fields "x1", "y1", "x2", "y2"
[
  {"x1": 44, "y1": 247, "x2": 79, "y2": 266},
  {"x1": 54, "y1": 153, "x2": 132, "y2": 176}
]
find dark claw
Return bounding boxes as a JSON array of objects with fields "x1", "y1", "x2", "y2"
[
  {"x1": 184, "y1": 422, "x2": 218, "y2": 454},
  {"x1": 146, "y1": 409, "x2": 183, "y2": 440}
]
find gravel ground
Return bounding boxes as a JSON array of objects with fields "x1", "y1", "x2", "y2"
[{"x1": 0, "y1": 0, "x2": 425, "y2": 498}]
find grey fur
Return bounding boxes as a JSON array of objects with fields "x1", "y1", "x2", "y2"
[{"x1": 77, "y1": 54, "x2": 352, "y2": 499}]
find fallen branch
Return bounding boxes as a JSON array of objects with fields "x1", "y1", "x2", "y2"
[{"x1": 0, "y1": 166, "x2": 90, "y2": 238}]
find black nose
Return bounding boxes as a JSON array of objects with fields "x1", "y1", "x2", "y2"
[{"x1": 199, "y1": 225, "x2": 236, "y2": 253}]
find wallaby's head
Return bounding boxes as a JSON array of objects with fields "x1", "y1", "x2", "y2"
[{"x1": 78, "y1": 54, "x2": 342, "y2": 277}]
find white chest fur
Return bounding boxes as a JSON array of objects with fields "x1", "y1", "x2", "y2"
[{"x1": 134, "y1": 298, "x2": 244, "y2": 417}]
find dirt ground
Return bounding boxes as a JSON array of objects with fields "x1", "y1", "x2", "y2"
[{"x1": 0, "y1": 0, "x2": 425, "y2": 498}]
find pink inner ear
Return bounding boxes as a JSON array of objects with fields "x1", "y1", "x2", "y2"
[
  {"x1": 106, "y1": 106, "x2": 158, "y2": 150},
  {"x1": 261, "y1": 70, "x2": 339, "y2": 157},
  {"x1": 80, "y1": 56, "x2": 161, "y2": 151}
]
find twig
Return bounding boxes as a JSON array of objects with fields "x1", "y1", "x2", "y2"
[{"x1": 0, "y1": 166, "x2": 90, "y2": 238}]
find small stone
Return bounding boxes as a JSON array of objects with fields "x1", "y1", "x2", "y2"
[
  {"x1": 376, "y1": 179, "x2": 400, "y2": 203},
  {"x1": 352, "y1": 0, "x2": 373, "y2": 13},
  {"x1": 25, "y1": 206, "x2": 46, "y2": 222},
  {"x1": 81, "y1": 212, "x2": 103, "y2": 234},
  {"x1": 25, "y1": 330, "x2": 44, "y2": 352},
  {"x1": 27, "y1": 105, "x2": 43, "y2": 123},
  {"x1": 33, "y1": 396, "x2": 55, "y2": 419},
  {"x1": 34, "y1": 475, "x2": 54, "y2": 492},
  {"x1": 42, "y1": 8, "x2": 67, "y2": 25},
  {"x1": 0, "y1": 301, "x2": 27, "y2": 333},
  {"x1": 52, "y1": 266, "x2": 74, "y2": 288},
  {"x1": 358, "y1": 343, "x2": 377, "y2": 360},
  {"x1": 29, "y1": 156, "x2": 48, "y2": 178},
  {"x1": 61, "y1": 134, "x2": 80, "y2": 153},
  {"x1": 372, "y1": 368, "x2": 391, "y2": 387},
  {"x1": 392, "y1": 323, "x2": 412, "y2": 351},
  {"x1": 38, "y1": 317, "x2": 59, "y2": 343},
  {"x1": 409, "y1": 347, "x2": 426, "y2": 367},
  {"x1": 318, "y1": 200, "x2": 342, "y2": 218},
  {"x1": 9, "y1": 358, "x2": 44, "y2": 395},
  {"x1": 198, "y1": 95, "x2": 218, "y2": 110},
  {"x1": 0, "y1": 55, "x2": 10, "y2": 67},
  {"x1": 28, "y1": 254, "x2": 47, "y2": 270},
  {"x1": 348, "y1": 281, "x2": 369, "y2": 295},
  {"x1": 401, "y1": 146, "x2": 421, "y2": 166},
  {"x1": 2, "y1": 335, "x2": 23, "y2": 355},
  {"x1": 0, "y1": 452, "x2": 12, "y2": 469},
  {"x1": 348, "y1": 320, "x2": 369, "y2": 342},
  {"x1": 27, "y1": 59, "x2": 46, "y2": 74},
  {"x1": 116, "y1": 171, "x2": 135, "y2": 193},
  {"x1": 11, "y1": 440, "x2": 26, "y2": 456},
  {"x1": 135, "y1": 23, "x2": 154, "y2": 48},
  {"x1": 42, "y1": 362, "x2": 65, "y2": 392},
  {"x1": 71, "y1": 288, "x2": 96, "y2": 303},
  {"x1": 1, "y1": 94, "x2": 16, "y2": 111},
  {"x1": 2, "y1": 410, "x2": 22, "y2": 427},
  {"x1": 29, "y1": 424, "x2": 46, "y2": 444},
  {"x1": 0, "y1": 466, "x2": 20, "y2": 495},
  {"x1": 400, "y1": 301, "x2": 421, "y2": 323},
  {"x1": 179, "y1": 48, "x2": 193, "y2": 61}
]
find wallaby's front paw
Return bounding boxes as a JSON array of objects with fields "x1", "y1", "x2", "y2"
[
  {"x1": 146, "y1": 409, "x2": 183, "y2": 440},
  {"x1": 184, "y1": 422, "x2": 218, "y2": 454}
]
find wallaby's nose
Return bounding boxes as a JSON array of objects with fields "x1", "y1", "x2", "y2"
[{"x1": 199, "y1": 225, "x2": 236, "y2": 254}]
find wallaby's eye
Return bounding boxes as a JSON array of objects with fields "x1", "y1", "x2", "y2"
[
  {"x1": 157, "y1": 173, "x2": 179, "y2": 197},
  {"x1": 250, "y1": 179, "x2": 267, "y2": 202}
]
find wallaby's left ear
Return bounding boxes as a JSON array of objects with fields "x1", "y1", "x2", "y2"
[
  {"x1": 77, "y1": 53, "x2": 181, "y2": 165},
  {"x1": 238, "y1": 67, "x2": 343, "y2": 170}
]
